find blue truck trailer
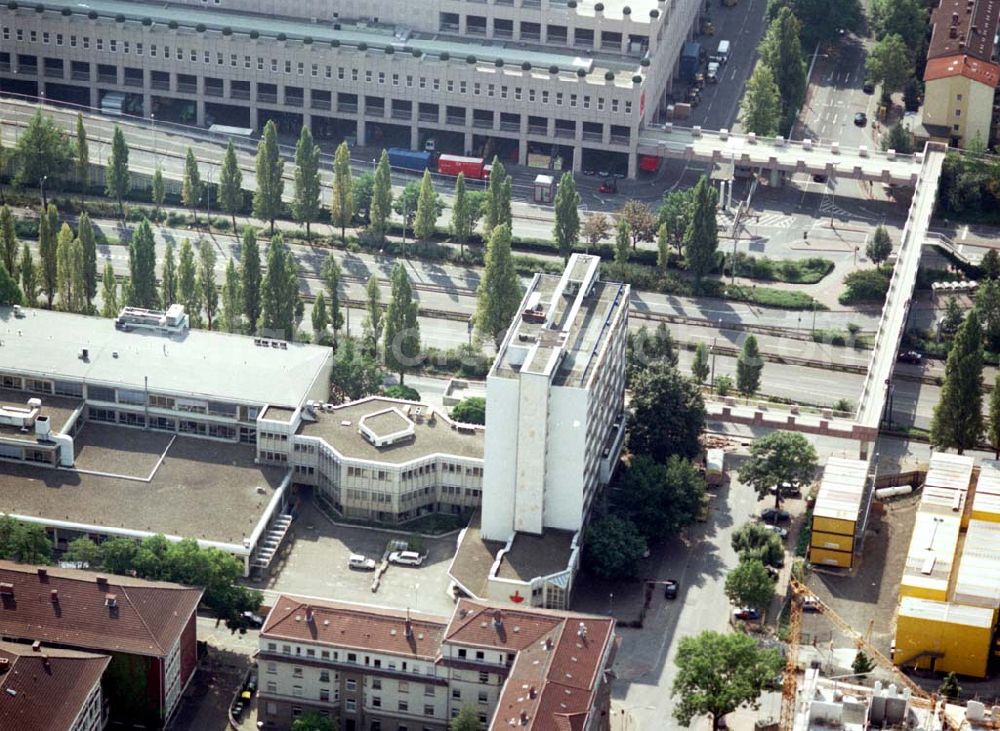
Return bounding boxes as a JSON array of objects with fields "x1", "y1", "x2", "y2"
[
  {"x1": 680, "y1": 41, "x2": 702, "y2": 83},
  {"x1": 388, "y1": 147, "x2": 433, "y2": 172}
]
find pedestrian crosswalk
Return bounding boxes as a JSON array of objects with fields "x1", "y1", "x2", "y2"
[
  {"x1": 819, "y1": 195, "x2": 853, "y2": 219},
  {"x1": 716, "y1": 210, "x2": 796, "y2": 229}
]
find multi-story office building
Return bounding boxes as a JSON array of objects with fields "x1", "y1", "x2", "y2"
[
  {"x1": 0, "y1": 0, "x2": 701, "y2": 176},
  {"x1": 0, "y1": 640, "x2": 111, "y2": 731},
  {"x1": 257, "y1": 594, "x2": 616, "y2": 731},
  {"x1": 258, "y1": 396, "x2": 484, "y2": 524},
  {"x1": 448, "y1": 254, "x2": 627, "y2": 610},
  {"x1": 0, "y1": 562, "x2": 202, "y2": 728},
  {"x1": 482, "y1": 253, "x2": 627, "y2": 540}
]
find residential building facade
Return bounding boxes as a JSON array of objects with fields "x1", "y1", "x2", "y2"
[
  {"x1": 257, "y1": 595, "x2": 616, "y2": 731},
  {"x1": 0, "y1": 0, "x2": 702, "y2": 176},
  {"x1": 0, "y1": 562, "x2": 202, "y2": 728}
]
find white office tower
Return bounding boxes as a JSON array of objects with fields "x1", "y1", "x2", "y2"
[{"x1": 481, "y1": 254, "x2": 628, "y2": 541}]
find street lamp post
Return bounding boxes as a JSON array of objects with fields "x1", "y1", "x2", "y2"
[{"x1": 39, "y1": 175, "x2": 48, "y2": 210}]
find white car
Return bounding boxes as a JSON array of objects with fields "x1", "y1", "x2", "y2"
[
  {"x1": 388, "y1": 551, "x2": 425, "y2": 567},
  {"x1": 348, "y1": 554, "x2": 377, "y2": 571},
  {"x1": 766, "y1": 525, "x2": 789, "y2": 539},
  {"x1": 706, "y1": 62, "x2": 720, "y2": 83}
]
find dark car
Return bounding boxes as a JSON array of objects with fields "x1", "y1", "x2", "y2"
[
  {"x1": 582, "y1": 169, "x2": 596, "y2": 176},
  {"x1": 862, "y1": 80, "x2": 875, "y2": 94},
  {"x1": 598, "y1": 179, "x2": 618, "y2": 194},
  {"x1": 760, "y1": 508, "x2": 791, "y2": 524},
  {"x1": 854, "y1": 112, "x2": 868, "y2": 127},
  {"x1": 897, "y1": 350, "x2": 923, "y2": 364},
  {"x1": 812, "y1": 174, "x2": 828, "y2": 183},
  {"x1": 733, "y1": 607, "x2": 762, "y2": 621},
  {"x1": 241, "y1": 611, "x2": 264, "y2": 629},
  {"x1": 664, "y1": 579, "x2": 679, "y2": 600}
]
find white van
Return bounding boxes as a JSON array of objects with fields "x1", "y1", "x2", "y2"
[{"x1": 716, "y1": 40, "x2": 731, "y2": 65}]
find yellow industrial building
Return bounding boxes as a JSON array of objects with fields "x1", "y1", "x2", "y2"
[
  {"x1": 893, "y1": 455, "x2": 1000, "y2": 678},
  {"x1": 809, "y1": 458, "x2": 869, "y2": 569}
]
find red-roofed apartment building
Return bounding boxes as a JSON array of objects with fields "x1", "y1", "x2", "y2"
[
  {"x1": 0, "y1": 640, "x2": 110, "y2": 731},
  {"x1": 922, "y1": 0, "x2": 1000, "y2": 146},
  {"x1": 258, "y1": 596, "x2": 617, "y2": 731},
  {"x1": 0, "y1": 562, "x2": 202, "y2": 729}
]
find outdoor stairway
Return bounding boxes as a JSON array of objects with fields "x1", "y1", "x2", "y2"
[{"x1": 251, "y1": 513, "x2": 293, "y2": 570}]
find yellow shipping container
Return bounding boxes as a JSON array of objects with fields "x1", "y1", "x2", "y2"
[
  {"x1": 810, "y1": 530, "x2": 854, "y2": 553},
  {"x1": 809, "y1": 546, "x2": 852, "y2": 568},
  {"x1": 811, "y1": 515, "x2": 856, "y2": 537},
  {"x1": 894, "y1": 597, "x2": 993, "y2": 678}
]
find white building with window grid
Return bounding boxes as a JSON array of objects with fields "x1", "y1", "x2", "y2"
[{"x1": 0, "y1": 0, "x2": 703, "y2": 176}]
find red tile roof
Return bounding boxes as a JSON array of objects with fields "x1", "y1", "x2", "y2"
[
  {"x1": 924, "y1": 54, "x2": 1000, "y2": 85},
  {"x1": 445, "y1": 600, "x2": 615, "y2": 731},
  {"x1": 0, "y1": 562, "x2": 202, "y2": 658},
  {"x1": 262, "y1": 595, "x2": 448, "y2": 660},
  {"x1": 928, "y1": 0, "x2": 1000, "y2": 62},
  {"x1": 0, "y1": 640, "x2": 110, "y2": 731}
]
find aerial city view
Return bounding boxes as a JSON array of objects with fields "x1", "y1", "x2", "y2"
[{"x1": 4, "y1": 0, "x2": 1000, "y2": 729}]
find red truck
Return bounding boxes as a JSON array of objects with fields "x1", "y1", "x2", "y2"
[
  {"x1": 639, "y1": 155, "x2": 661, "y2": 173},
  {"x1": 436, "y1": 154, "x2": 492, "y2": 180}
]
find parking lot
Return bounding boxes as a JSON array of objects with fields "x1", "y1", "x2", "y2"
[{"x1": 254, "y1": 501, "x2": 460, "y2": 618}]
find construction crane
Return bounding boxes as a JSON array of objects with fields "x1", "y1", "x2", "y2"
[{"x1": 779, "y1": 578, "x2": 934, "y2": 731}]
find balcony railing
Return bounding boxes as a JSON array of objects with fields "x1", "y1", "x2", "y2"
[
  {"x1": 285, "y1": 96, "x2": 304, "y2": 107},
  {"x1": 609, "y1": 134, "x2": 630, "y2": 146},
  {"x1": 310, "y1": 98, "x2": 331, "y2": 110},
  {"x1": 98, "y1": 73, "x2": 118, "y2": 84},
  {"x1": 18, "y1": 64, "x2": 38, "y2": 76},
  {"x1": 230, "y1": 87, "x2": 251, "y2": 100},
  {"x1": 44, "y1": 67, "x2": 64, "y2": 79},
  {"x1": 365, "y1": 107, "x2": 385, "y2": 117},
  {"x1": 527, "y1": 124, "x2": 548, "y2": 135},
  {"x1": 582, "y1": 130, "x2": 603, "y2": 142},
  {"x1": 440, "y1": 23, "x2": 459, "y2": 32},
  {"x1": 499, "y1": 121, "x2": 520, "y2": 132},
  {"x1": 390, "y1": 109, "x2": 411, "y2": 120},
  {"x1": 205, "y1": 85, "x2": 224, "y2": 97},
  {"x1": 521, "y1": 32, "x2": 541, "y2": 42},
  {"x1": 494, "y1": 30, "x2": 513, "y2": 40},
  {"x1": 150, "y1": 78, "x2": 170, "y2": 90},
  {"x1": 418, "y1": 112, "x2": 439, "y2": 122},
  {"x1": 337, "y1": 103, "x2": 358, "y2": 113},
  {"x1": 1, "y1": 62, "x2": 13, "y2": 74},
  {"x1": 446, "y1": 115, "x2": 466, "y2": 126},
  {"x1": 554, "y1": 127, "x2": 576, "y2": 139},
  {"x1": 472, "y1": 118, "x2": 494, "y2": 129},
  {"x1": 257, "y1": 91, "x2": 277, "y2": 103},
  {"x1": 177, "y1": 81, "x2": 197, "y2": 94}
]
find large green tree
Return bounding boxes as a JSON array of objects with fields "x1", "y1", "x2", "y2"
[
  {"x1": 292, "y1": 126, "x2": 321, "y2": 239},
  {"x1": 724, "y1": 558, "x2": 775, "y2": 611},
  {"x1": 474, "y1": 223, "x2": 522, "y2": 346},
  {"x1": 78, "y1": 212, "x2": 97, "y2": 309},
  {"x1": 177, "y1": 239, "x2": 200, "y2": 324},
  {"x1": 75, "y1": 112, "x2": 89, "y2": 192},
  {"x1": 55, "y1": 223, "x2": 77, "y2": 311},
  {"x1": 451, "y1": 397, "x2": 486, "y2": 425},
  {"x1": 320, "y1": 252, "x2": 344, "y2": 334},
  {"x1": 976, "y1": 278, "x2": 1000, "y2": 351},
  {"x1": 240, "y1": 227, "x2": 262, "y2": 334},
  {"x1": 13, "y1": 110, "x2": 72, "y2": 195},
  {"x1": 615, "y1": 218, "x2": 631, "y2": 280},
  {"x1": 760, "y1": 7, "x2": 807, "y2": 133},
  {"x1": 0, "y1": 265, "x2": 22, "y2": 307},
  {"x1": 160, "y1": 241, "x2": 177, "y2": 308},
  {"x1": 330, "y1": 141, "x2": 355, "y2": 244},
  {"x1": 931, "y1": 309, "x2": 985, "y2": 454},
  {"x1": 128, "y1": 219, "x2": 158, "y2": 309},
  {"x1": 383, "y1": 263, "x2": 421, "y2": 383},
  {"x1": 253, "y1": 120, "x2": 285, "y2": 236},
  {"x1": 628, "y1": 364, "x2": 706, "y2": 462},
  {"x1": 867, "y1": 225, "x2": 893, "y2": 270},
  {"x1": 615, "y1": 455, "x2": 705, "y2": 542},
  {"x1": 671, "y1": 630, "x2": 784, "y2": 730},
  {"x1": 870, "y1": 0, "x2": 927, "y2": 53},
  {"x1": 218, "y1": 140, "x2": 244, "y2": 233},
  {"x1": 291, "y1": 711, "x2": 338, "y2": 731},
  {"x1": 260, "y1": 234, "x2": 299, "y2": 340},
  {"x1": 450, "y1": 705, "x2": 481, "y2": 731},
  {"x1": 741, "y1": 64, "x2": 782, "y2": 137},
  {"x1": 584, "y1": 515, "x2": 647, "y2": 580},
  {"x1": 99, "y1": 260, "x2": 117, "y2": 317},
  {"x1": 181, "y1": 147, "x2": 202, "y2": 222},
  {"x1": 731, "y1": 521, "x2": 785, "y2": 567},
  {"x1": 553, "y1": 172, "x2": 581, "y2": 263},
  {"x1": 626, "y1": 323, "x2": 678, "y2": 384},
  {"x1": 658, "y1": 188, "x2": 694, "y2": 259},
  {"x1": 363, "y1": 273, "x2": 383, "y2": 357},
  {"x1": 736, "y1": 335, "x2": 764, "y2": 398},
  {"x1": 692, "y1": 342, "x2": 711, "y2": 384},
  {"x1": 220, "y1": 258, "x2": 242, "y2": 334},
  {"x1": 0, "y1": 205, "x2": 18, "y2": 276},
  {"x1": 450, "y1": 173, "x2": 476, "y2": 258},
  {"x1": 483, "y1": 157, "x2": 512, "y2": 237},
  {"x1": 0, "y1": 515, "x2": 52, "y2": 565},
  {"x1": 582, "y1": 212, "x2": 611, "y2": 255},
  {"x1": 151, "y1": 164, "x2": 165, "y2": 219},
  {"x1": 619, "y1": 199, "x2": 657, "y2": 251},
  {"x1": 866, "y1": 34, "x2": 914, "y2": 97},
  {"x1": 369, "y1": 150, "x2": 393, "y2": 241},
  {"x1": 329, "y1": 337, "x2": 385, "y2": 403},
  {"x1": 38, "y1": 204, "x2": 58, "y2": 308},
  {"x1": 197, "y1": 239, "x2": 218, "y2": 329},
  {"x1": 105, "y1": 125, "x2": 131, "y2": 219},
  {"x1": 683, "y1": 176, "x2": 719, "y2": 282},
  {"x1": 738, "y1": 431, "x2": 818, "y2": 508},
  {"x1": 767, "y1": 0, "x2": 863, "y2": 48},
  {"x1": 311, "y1": 290, "x2": 330, "y2": 336},
  {"x1": 413, "y1": 169, "x2": 443, "y2": 243}
]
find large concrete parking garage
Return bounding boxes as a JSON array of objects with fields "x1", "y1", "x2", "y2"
[{"x1": 254, "y1": 502, "x2": 459, "y2": 618}]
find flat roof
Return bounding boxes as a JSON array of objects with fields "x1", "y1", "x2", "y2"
[
  {"x1": 36, "y1": 0, "x2": 642, "y2": 79},
  {"x1": 493, "y1": 260, "x2": 629, "y2": 389},
  {"x1": 925, "y1": 452, "x2": 975, "y2": 491},
  {"x1": 813, "y1": 457, "x2": 867, "y2": 523},
  {"x1": 898, "y1": 596, "x2": 994, "y2": 628},
  {"x1": 0, "y1": 424, "x2": 287, "y2": 546},
  {"x1": 448, "y1": 514, "x2": 505, "y2": 599},
  {"x1": 0, "y1": 389, "x2": 80, "y2": 443},
  {"x1": 953, "y1": 519, "x2": 1000, "y2": 607},
  {"x1": 497, "y1": 530, "x2": 576, "y2": 583},
  {"x1": 900, "y1": 512, "x2": 961, "y2": 596},
  {"x1": 0, "y1": 308, "x2": 331, "y2": 408},
  {"x1": 298, "y1": 397, "x2": 484, "y2": 465}
]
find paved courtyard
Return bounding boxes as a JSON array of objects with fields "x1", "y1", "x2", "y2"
[{"x1": 254, "y1": 501, "x2": 460, "y2": 618}]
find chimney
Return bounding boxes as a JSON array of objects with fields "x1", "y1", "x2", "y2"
[
  {"x1": 49, "y1": 589, "x2": 58, "y2": 603},
  {"x1": 577, "y1": 622, "x2": 588, "y2": 639},
  {"x1": 105, "y1": 593, "x2": 117, "y2": 608},
  {"x1": 306, "y1": 608, "x2": 314, "y2": 624},
  {"x1": 96, "y1": 576, "x2": 108, "y2": 587},
  {"x1": 544, "y1": 638, "x2": 553, "y2": 650},
  {"x1": 36, "y1": 568, "x2": 47, "y2": 580},
  {"x1": 953, "y1": 12, "x2": 960, "y2": 25},
  {"x1": 951, "y1": 26, "x2": 959, "y2": 38},
  {"x1": 405, "y1": 618, "x2": 413, "y2": 640},
  {"x1": 0, "y1": 658, "x2": 9, "y2": 675},
  {"x1": 31, "y1": 641, "x2": 40, "y2": 653},
  {"x1": 529, "y1": 686, "x2": 537, "y2": 699},
  {"x1": 520, "y1": 710, "x2": 529, "y2": 725},
  {"x1": 493, "y1": 609, "x2": 504, "y2": 630}
]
